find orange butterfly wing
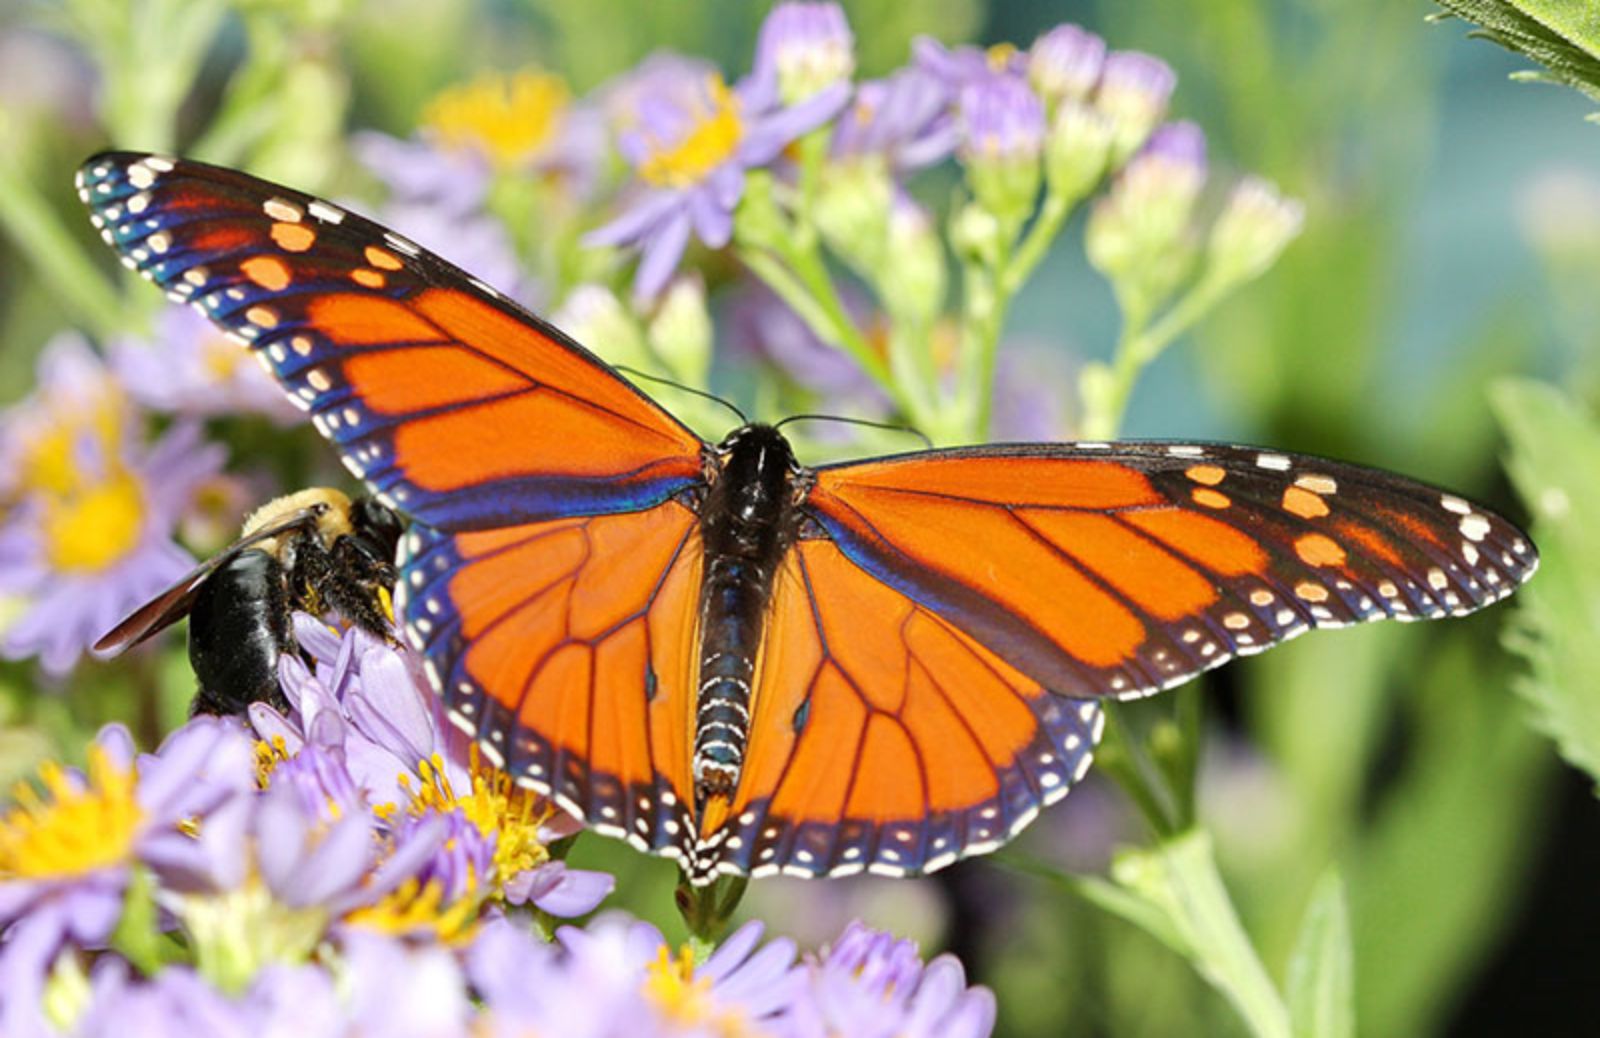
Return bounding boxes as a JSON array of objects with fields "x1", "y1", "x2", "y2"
[
  {"x1": 76, "y1": 152, "x2": 705, "y2": 530},
  {"x1": 803, "y1": 442, "x2": 1538, "y2": 701},
  {"x1": 402, "y1": 502, "x2": 702, "y2": 857},
  {"x1": 693, "y1": 538, "x2": 1102, "y2": 880}
]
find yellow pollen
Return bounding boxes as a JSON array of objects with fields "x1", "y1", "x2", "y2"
[
  {"x1": 403, "y1": 750, "x2": 553, "y2": 895},
  {"x1": 344, "y1": 875, "x2": 480, "y2": 945},
  {"x1": 19, "y1": 393, "x2": 127, "y2": 499},
  {"x1": 639, "y1": 76, "x2": 746, "y2": 189},
  {"x1": 423, "y1": 70, "x2": 571, "y2": 168},
  {"x1": 0, "y1": 746, "x2": 142, "y2": 880},
  {"x1": 986, "y1": 42, "x2": 1020, "y2": 71},
  {"x1": 42, "y1": 470, "x2": 146, "y2": 573},
  {"x1": 202, "y1": 335, "x2": 243, "y2": 380},
  {"x1": 645, "y1": 945, "x2": 715, "y2": 1021}
]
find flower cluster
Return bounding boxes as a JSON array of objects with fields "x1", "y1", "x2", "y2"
[{"x1": 0, "y1": 619, "x2": 992, "y2": 1034}]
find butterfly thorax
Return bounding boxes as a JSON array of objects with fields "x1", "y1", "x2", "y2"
[{"x1": 693, "y1": 424, "x2": 803, "y2": 806}]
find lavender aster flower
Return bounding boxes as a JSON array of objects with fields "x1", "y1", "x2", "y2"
[
  {"x1": 830, "y1": 66, "x2": 956, "y2": 170},
  {"x1": 958, "y1": 75, "x2": 1046, "y2": 227},
  {"x1": 0, "y1": 334, "x2": 224, "y2": 675},
  {"x1": 0, "y1": 720, "x2": 253, "y2": 1037},
  {"x1": 1087, "y1": 121, "x2": 1208, "y2": 295},
  {"x1": 754, "y1": 2, "x2": 855, "y2": 105},
  {"x1": 725, "y1": 281, "x2": 886, "y2": 409},
  {"x1": 913, "y1": 36, "x2": 1027, "y2": 93},
  {"x1": 787, "y1": 921, "x2": 996, "y2": 1038},
  {"x1": 586, "y1": 35, "x2": 850, "y2": 299},
  {"x1": 107, "y1": 305, "x2": 301, "y2": 425},
  {"x1": 1028, "y1": 24, "x2": 1106, "y2": 108}
]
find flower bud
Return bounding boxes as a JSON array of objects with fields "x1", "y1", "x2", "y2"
[
  {"x1": 813, "y1": 160, "x2": 894, "y2": 273},
  {"x1": 551, "y1": 284, "x2": 650, "y2": 372},
  {"x1": 1094, "y1": 51, "x2": 1176, "y2": 163},
  {"x1": 1029, "y1": 24, "x2": 1106, "y2": 109},
  {"x1": 1087, "y1": 122, "x2": 1207, "y2": 305},
  {"x1": 1045, "y1": 100, "x2": 1114, "y2": 203},
  {"x1": 755, "y1": 2, "x2": 855, "y2": 105},
  {"x1": 648, "y1": 275, "x2": 713, "y2": 384},
  {"x1": 950, "y1": 201, "x2": 1003, "y2": 266},
  {"x1": 1205, "y1": 176, "x2": 1305, "y2": 287},
  {"x1": 958, "y1": 76, "x2": 1045, "y2": 234},
  {"x1": 878, "y1": 197, "x2": 946, "y2": 326}
]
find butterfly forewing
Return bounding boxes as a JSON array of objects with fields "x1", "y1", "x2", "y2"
[
  {"x1": 804, "y1": 441, "x2": 1537, "y2": 702},
  {"x1": 76, "y1": 152, "x2": 706, "y2": 531}
]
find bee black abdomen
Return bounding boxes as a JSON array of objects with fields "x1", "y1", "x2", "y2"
[{"x1": 188, "y1": 551, "x2": 293, "y2": 716}]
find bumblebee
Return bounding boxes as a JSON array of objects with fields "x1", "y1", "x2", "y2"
[{"x1": 95, "y1": 488, "x2": 404, "y2": 716}]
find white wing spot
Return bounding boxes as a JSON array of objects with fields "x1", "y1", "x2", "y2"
[
  {"x1": 307, "y1": 200, "x2": 345, "y2": 224},
  {"x1": 1459, "y1": 514, "x2": 1491, "y2": 542},
  {"x1": 1256, "y1": 453, "x2": 1292, "y2": 471}
]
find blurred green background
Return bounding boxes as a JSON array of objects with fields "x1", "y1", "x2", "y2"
[{"x1": 2, "y1": 1, "x2": 1598, "y2": 1034}]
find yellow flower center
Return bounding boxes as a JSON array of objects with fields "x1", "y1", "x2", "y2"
[
  {"x1": 986, "y1": 42, "x2": 1019, "y2": 71},
  {"x1": 18, "y1": 392, "x2": 125, "y2": 499},
  {"x1": 402, "y1": 750, "x2": 553, "y2": 892},
  {"x1": 0, "y1": 746, "x2": 142, "y2": 880},
  {"x1": 344, "y1": 875, "x2": 481, "y2": 945},
  {"x1": 423, "y1": 69, "x2": 571, "y2": 168},
  {"x1": 639, "y1": 76, "x2": 746, "y2": 189},
  {"x1": 643, "y1": 945, "x2": 755, "y2": 1037},
  {"x1": 201, "y1": 334, "x2": 243, "y2": 381},
  {"x1": 42, "y1": 471, "x2": 146, "y2": 573}
]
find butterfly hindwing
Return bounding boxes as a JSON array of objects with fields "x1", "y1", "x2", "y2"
[
  {"x1": 803, "y1": 441, "x2": 1538, "y2": 702},
  {"x1": 399, "y1": 501, "x2": 702, "y2": 860},
  {"x1": 697, "y1": 538, "x2": 1103, "y2": 881},
  {"x1": 76, "y1": 152, "x2": 706, "y2": 531}
]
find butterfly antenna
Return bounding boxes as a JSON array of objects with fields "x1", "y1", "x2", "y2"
[
  {"x1": 613, "y1": 366, "x2": 747, "y2": 425},
  {"x1": 774, "y1": 413, "x2": 934, "y2": 449}
]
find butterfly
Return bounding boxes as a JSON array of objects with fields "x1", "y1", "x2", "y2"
[{"x1": 77, "y1": 152, "x2": 1537, "y2": 884}]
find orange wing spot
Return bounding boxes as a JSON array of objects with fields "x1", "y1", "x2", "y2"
[
  {"x1": 463, "y1": 580, "x2": 573, "y2": 711},
  {"x1": 365, "y1": 245, "x2": 404, "y2": 270},
  {"x1": 807, "y1": 548, "x2": 915, "y2": 713},
  {"x1": 1333, "y1": 519, "x2": 1405, "y2": 568},
  {"x1": 1020, "y1": 510, "x2": 1217, "y2": 620},
  {"x1": 569, "y1": 510, "x2": 691, "y2": 640},
  {"x1": 1296, "y1": 474, "x2": 1338, "y2": 495},
  {"x1": 454, "y1": 517, "x2": 585, "y2": 558},
  {"x1": 766, "y1": 667, "x2": 866, "y2": 821},
  {"x1": 1192, "y1": 488, "x2": 1231, "y2": 510},
  {"x1": 240, "y1": 256, "x2": 291, "y2": 291},
  {"x1": 343, "y1": 345, "x2": 529, "y2": 415},
  {"x1": 1125, "y1": 507, "x2": 1268, "y2": 576},
  {"x1": 192, "y1": 226, "x2": 257, "y2": 253},
  {"x1": 844, "y1": 717, "x2": 924, "y2": 821},
  {"x1": 1185, "y1": 464, "x2": 1226, "y2": 486},
  {"x1": 351, "y1": 268, "x2": 386, "y2": 289},
  {"x1": 647, "y1": 535, "x2": 702, "y2": 812},
  {"x1": 819, "y1": 456, "x2": 1161, "y2": 510},
  {"x1": 1295, "y1": 533, "x2": 1346, "y2": 567},
  {"x1": 271, "y1": 222, "x2": 316, "y2": 252},
  {"x1": 1282, "y1": 485, "x2": 1330, "y2": 519},
  {"x1": 244, "y1": 306, "x2": 278, "y2": 329},
  {"x1": 1295, "y1": 581, "x2": 1330, "y2": 603},
  {"x1": 307, "y1": 294, "x2": 443, "y2": 346}
]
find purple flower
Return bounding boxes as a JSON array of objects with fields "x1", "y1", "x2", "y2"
[
  {"x1": 725, "y1": 281, "x2": 887, "y2": 410},
  {"x1": 1094, "y1": 51, "x2": 1176, "y2": 159},
  {"x1": 0, "y1": 335, "x2": 225, "y2": 675},
  {"x1": 1028, "y1": 24, "x2": 1106, "y2": 107},
  {"x1": 339, "y1": 930, "x2": 473, "y2": 1036},
  {"x1": 586, "y1": 39, "x2": 850, "y2": 299},
  {"x1": 913, "y1": 37, "x2": 1027, "y2": 93},
  {"x1": 0, "y1": 720, "x2": 253, "y2": 1037},
  {"x1": 957, "y1": 74, "x2": 1046, "y2": 165},
  {"x1": 787, "y1": 921, "x2": 996, "y2": 1038},
  {"x1": 992, "y1": 341, "x2": 1074, "y2": 442},
  {"x1": 108, "y1": 305, "x2": 301, "y2": 425},
  {"x1": 754, "y1": 2, "x2": 855, "y2": 105},
  {"x1": 831, "y1": 66, "x2": 958, "y2": 171},
  {"x1": 256, "y1": 616, "x2": 610, "y2": 919},
  {"x1": 353, "y1": 129, "x2": 494, "y2": 217}
]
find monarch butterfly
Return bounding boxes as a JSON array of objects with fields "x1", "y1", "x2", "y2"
[{"x1": 78, "y1": 152, "x2": 1537, "y2": 884}]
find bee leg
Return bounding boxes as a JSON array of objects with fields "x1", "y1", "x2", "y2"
[{"x1": 311, "y1": 537, "x2": 399, "y2": 643}]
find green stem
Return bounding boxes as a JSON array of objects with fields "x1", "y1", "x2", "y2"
[
  {"x1": 0, "y1": 156, "x2": 123, "y2": 341},
  {"x1": 675, "y1": 873, "x2": 748, "y2": 946},
  {"x1": 1001, "y1": 189, "x2": 1074, "y2": 296}
]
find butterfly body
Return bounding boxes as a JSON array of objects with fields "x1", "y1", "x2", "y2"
[
  {"x1": 692, "y1": 423, "x2": 806, "y2": 802},
  {"x1": 78, "y1": 152, "x2": 1538, "y2": 885}
]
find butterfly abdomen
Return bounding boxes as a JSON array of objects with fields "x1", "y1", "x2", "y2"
[{"x1": 693, "y1": 425, "x2": 803, "y2": 805}]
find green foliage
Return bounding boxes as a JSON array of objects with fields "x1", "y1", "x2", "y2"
[
  {"x1": 1433, "y1": 0, "x2": 1600, "y2": 116},
  {"x1": 1493, "y1": 379, "x2": 1600, "y2": 786},
  {"x1": 1286, "y1": 871, "x2": 1353, "y2": 1038}
]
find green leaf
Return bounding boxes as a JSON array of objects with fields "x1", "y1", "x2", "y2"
[
  {"x1": 1433, "y1": 0, "x2": 1600, "y2": 111},
  {"x1": 1286, "y1": 870, "x2": 1354, "y2": 1038},
  {"x1": 1491, "y1": 378, "x2": 1600, "y2": 785}
]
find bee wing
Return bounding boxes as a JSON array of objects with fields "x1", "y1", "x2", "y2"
[{"x1": 92, "y1": 508, "x2": 321, "y2": 655}]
